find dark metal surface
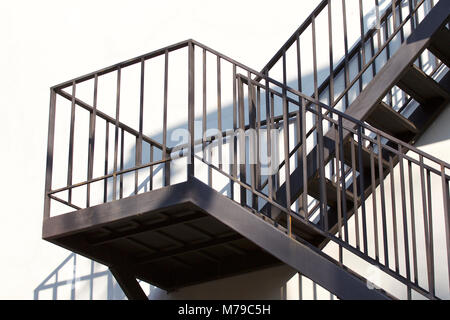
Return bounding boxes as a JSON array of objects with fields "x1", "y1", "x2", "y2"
[{"x1": 43, "y1": 0, "x2": 450, "y2": 300}]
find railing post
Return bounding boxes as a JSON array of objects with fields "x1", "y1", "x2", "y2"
[
  {"x1": 237, "y1": 76, "x2": 247, "y2": 207},
  {"x1": 282, "y1": 51, "x2": 292, "y2": 236},
  {"x1": 163, "y1": 51, "x2": 170, "y2": 187},
  {"x1": 43, "y1": 88, "x2": 57, "y2": 220},
  {"x1": 441, "y1": 164, "x2": 450, "y2": 293},
  {"x1": 187, "y1": 41, "x2": 195, "y2": 179}
]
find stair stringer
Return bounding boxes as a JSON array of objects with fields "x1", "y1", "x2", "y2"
[{"x1": 187, "y1": 177, "x2": 392, "y2": 300}]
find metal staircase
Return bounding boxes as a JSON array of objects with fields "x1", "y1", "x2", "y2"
[{"x1": 43, "y1": 0, "x2": 450, "y2": 299}]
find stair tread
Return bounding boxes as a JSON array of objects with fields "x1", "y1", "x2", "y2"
[
  {"x1": 366, "y1": 101, "x2": 418, "y2": 140},
  {"x1": 398, "y1": 64, "x2": 450, "y2": 104},
  {"x1": 429, "y1": 26, "x2": 450, "y2": 67},
  {"x1": 308, "y1": 176, "x2": 354, "y2": 210},
  {"x1": 342, "y1": 138, "x2": 389, "y2": 176}
]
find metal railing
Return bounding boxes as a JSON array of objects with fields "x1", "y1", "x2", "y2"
[
  {"x1": 44, "y1": 1, "x2": 449, "y2": 300},
  {"x1": 257, "y1": 0, "x2": 444, "y2": 114},
  {"x1": 237, "y1": 75, "x2": 450, "y2": 300}
]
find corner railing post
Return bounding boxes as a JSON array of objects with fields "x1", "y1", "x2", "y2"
[
  {"x1": 43, "y1": 88, "x2": 57, "y2": 220},
  {"x1": 187, "y1": 41, "x2": 195, "y2": 179}
]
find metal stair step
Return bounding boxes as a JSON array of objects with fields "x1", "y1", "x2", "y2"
[
  {"x1": 429, "y1": 26, "x2": 450, "y2": 67},
  {"x1": 366, "y1": 101, "x2": 418, "y2": 141},
  {"x1": 397, "y1": 64, "x2": 450, "y2": 105},
  {"x1": 342, "y1": 138, "x2": 389, "y2": 177},
  {"x1": 308, "y1": 176, "x2": 354, "y2": 211}
]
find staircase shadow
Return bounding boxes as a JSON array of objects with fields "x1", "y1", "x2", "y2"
[{"x1": 33, "y1": 253, "x2": 152, "y2": 300}]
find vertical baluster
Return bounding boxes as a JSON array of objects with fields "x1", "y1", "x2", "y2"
[
  {"x1": 328, "y1": 0, "x2": 334, "y2": 105},
  {"x1": 68, "y1": 81, "x2": 76, "y2": 204},
  {"x1": 238, "y1": 76, "x2": 246, "y2": 207},
  {"x1": 397, "y1": 0, "x2": 405, "y2": 43},
  {"x1": 103, "y1": 122, "x2": 109, "y2": 203},
  {"x1": 113, "y1": 68, "x2": 121, "y2": 201},
  {"x1": 398, "y1": 147, "x2": 412, "y2": 299},
  {"x1": 338, "y1": 116, "x2": 349, "y2": 242},
  {"x1": 392, "y1": 0, "x2": 397, "y2": 33},
  {"x1": 282, "y1": 51, "x2": 292, "y2": 236},
  {"x1": 87, "y1": 74, "x2": 98, "y2": 206},
  {"x1": 248, "y1": 71, "x2": 257, "y2": 210},
  {"x1": 420, "y1": 155, "x2": 434, "y2": 296},
  {"x1": 296, "y1": 35, "x2": 303, "y2": 213},
  {"x1": 413, "y1": 0, "x2": 421, "y2": 43},
  {"x1": 385, "y1": 6, "x2": 393, "y2": 107},
  {"x1": 441, "y1": 164, "x2": 450, "y2": 293},
  {"x1": 377, "y1": 134, "x2": 389, "y2": 267},
  {"x1": 272, "y1": 93, "x2": 280, "y2": 194},
  {"x1": 408, "y1": 0, "x2": 415, "y2": 31},
  {"x1": 358, "y1": 0, "x2": 365, "y2": 93},
  {"x1": 398, "y1": 1, "x2": 408, "y2": 107},
  {"x1": 389, "y1": 155, "x2": 400, "y2": 273},
  {"x1": 188, "y1": 42, "x2": 195, "y2": 180},
  {"x1": 350, "y1": 137, "x2": 360, "y2": 249},
  {"x1": 296, "y1": 37, "x2": 302, "y2": 102},
  {"x1": 370, "y1": 36, "x2": 377, "y2": 79},
  {"x1": 163, "y1": 50, "x2": 170, "y2": 185},
  {"x1": 44, "y1": 89, "x2": 57, "y2": 219},
  {"x1": 312, "y1": 14, "x2": 327, "y2": 231},
  {"x1": 317, "y1": 106, "x2": 327, "y2": 231},
  {"x1": 120, "y1": 128, "x2": 124, "y2": 199},
  {"x1": 408, "y1": 160, "x2": 419, "y2": 285},
  {"x1": 265, "y1": 75, "x2": 273, "y2": 216},
  {"x1": 334, "y1": 125, "x2": 343, "y2": 264},
  {"x1": 312, "y1": 14, "x2": 318, "y2": 101},
  {"x1": 341, "y1": 0, "x2": 350, "y2": 109},
  {"x1": 217, "y1": 56, "x2": 222, "y2": 171},
  {"x1": 301, "y1": 98, "x2": 308, "y2": 218},
  {"x1": 426, "y1": 168, "x2": 435, "y2": 297},
  {"x1": 357, "y1": 126, "x2": 368, "y2": 254},
  {"x1": 256, "y1": 86, "x2": 261, "y2": 200},
  {"x1": 202, "y1": 49, "x2": 207, "y2": 162},
  {"x1": 294, "y1": 109, "x2": 301, "y2": 214},
  {"x1": 428, "y1": 0, "x2": 439, "y2": 70},
  {"x1": 370, "y1": 147, "x2": 380, "y2": 262},
  {"x1": 135, "y1": 58, "x2": 145, "y2": 195},
  {"x1": 375, "y1": 0, "x2": 382, "y2": 50},
  {"x1": 149, "y1": 145, "x2": 153, "y2": 191},
  {"x1": 231, "y1": 64, "x2": 238, "y2": 199},
  {"x1": 419, "y1": 155, "x2": 434, "y2": 292},
  {"x1": 202, "y1": 49, "x2": 212, "y2": 186}
]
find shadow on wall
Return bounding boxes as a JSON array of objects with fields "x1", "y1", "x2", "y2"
[
  {"x1": 414, "y1": 102, "x2": 450, "y2": 149},
  {"x1": 148, "y1": 265, "x2": 336, "y2": 300},
  {"x1": 39, "y1": 0, "x2": 444, "y2": 299},
  {"x1": 34, "y1": 255, "x2": 335, "y2": 300},
  {"x1": 33, "y1": 253, "x2": 152, "y2": 300}
]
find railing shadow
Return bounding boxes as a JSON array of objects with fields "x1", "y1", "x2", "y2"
[{"x1": 34, "y1": 253, "x2": 152, "y2": 300}]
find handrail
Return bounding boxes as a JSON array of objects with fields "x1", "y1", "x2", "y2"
[
  {"x1": 52, "y1": 39, "x2": 192, "y2": 91},
  {"x1": 239, "y1": 73, "x2": 450, "y2": 170},
  {"x1": 257, "y1": 0, "x2": 403, "y2": 81},
  {"x1": 330, "y1": 0, "x2": 428, "y2": 109}
]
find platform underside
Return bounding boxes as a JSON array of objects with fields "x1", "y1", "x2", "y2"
[{"x1": 43, "y1": 181, "x2": 283, "y2": 291}]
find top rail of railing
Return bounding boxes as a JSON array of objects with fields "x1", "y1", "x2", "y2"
[{"x1": 257, "y1": 0, "x2": 404, "y2": 80}]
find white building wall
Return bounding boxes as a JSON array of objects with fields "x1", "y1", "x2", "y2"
[{"x1": 1, "y1": 0, "x2": 448, "y2": 300}]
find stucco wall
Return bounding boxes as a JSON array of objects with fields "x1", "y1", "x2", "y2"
[{"x1": 1, "y1": 0, "x2": 447, "y2": 300}]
